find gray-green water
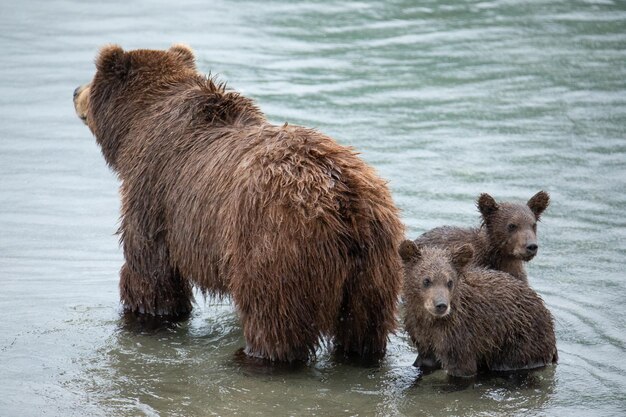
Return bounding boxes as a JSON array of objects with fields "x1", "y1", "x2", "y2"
[{"x1": 1, "y1": 0, "x2": 625, "y2": 416}]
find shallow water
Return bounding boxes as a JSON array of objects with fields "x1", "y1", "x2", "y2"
[{"x1": 1, "y1": 0, "x2": 625, "y2": 416}]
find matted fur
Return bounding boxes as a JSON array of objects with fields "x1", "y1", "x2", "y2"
[
  {"x1": 415, "y1": 191, "x2": 549, "y2": 283},
  {"x1": 74, "y1": 45, "x2": 404, "y2": 362},
  {"x1": 400, "y1": 241, "x2": 558, "y2": 377}
]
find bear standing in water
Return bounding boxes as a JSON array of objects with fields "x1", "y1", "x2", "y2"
[
  {"x1": 415, "y1": 191, "x2": 550, "y2": 283},
  {"x1": 73, "y1": 45, "x2": 404, "y2": 362},
  {"x1": 400, "y1": 240, "x2": 558, "y2": 377}
]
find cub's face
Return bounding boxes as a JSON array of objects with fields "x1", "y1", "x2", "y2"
[
  {"x1": 495, "y1": 206, "x2": 539, "y2": 261},
  {"x1": 478, "y1": 191, "x2": 550, "y2": 261},
  {"x1": 399, "y1": 241, "x2": 473, "y2": 318},
  {"x1": 72, "y1": 44, "x2": 197, "y2": 133}
]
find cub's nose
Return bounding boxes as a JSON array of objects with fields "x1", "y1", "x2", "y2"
[
  {"x1": 526, "y1": 244, "x2": 538, "y2": 254},
  {"x1": 435, "y1": 302, "x2": 448, "y2": 314},
  {"x1": 73, "y1": 86, "x2": 81, "y2": 100}
]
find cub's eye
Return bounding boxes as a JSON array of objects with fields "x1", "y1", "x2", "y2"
[
  {"x1": 447, "y1": 280, "x2": 453, "y2": 289},
  {"x1": 507, "y1": 224, "x2": 517, "y2": 232},
  {"x1": 422, "y1": 278, "x2": 431, "y2": 288}
]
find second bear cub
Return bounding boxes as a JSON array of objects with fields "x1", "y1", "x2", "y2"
[
  {"x1": 415, "y1": 191, "x2": 550, "y2": 283},
  {"x1": 400, "y1": 240, "x2": 558, "y2": 378}
]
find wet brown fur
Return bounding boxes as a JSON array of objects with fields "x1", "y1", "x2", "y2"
[
  {"x1": 400, "y1": 241, "x2": 558, "y2": 377},
  {"x1": 73, "y1": 45, "x2": 404, "y2": 362},
  {"x1": 415, "y1": 192, "x2": 550, "y2": 283}
]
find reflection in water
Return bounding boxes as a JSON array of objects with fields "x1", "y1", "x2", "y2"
[
  {"x1": 400, "y1": 367, "x2": 557, "y2": 416},
  {"x1": 82, "y1": 309, "x2": 558, "y2": 416},
  {"x1": 410, "y1": 365, "x2": 557, "y2": 393},
  {"x1": 120, "y1": 311, "x2": 192, "y2": 335},
  {"x1": 232, "y1": 347, "x2": 309, "y2": 376}
]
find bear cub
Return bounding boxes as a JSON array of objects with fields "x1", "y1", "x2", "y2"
[
  {"x1": 400, "y1": 240, "x2": 557, "y2": 378},
  {"x1": 415, "y1": 191, "x2": 550, "y2": 283}
]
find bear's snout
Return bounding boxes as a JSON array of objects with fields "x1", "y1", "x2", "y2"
[
  {"x1": 73, "y1": 83, "x2": 90, "y2": 124},
  {"x1": 432, "y1": 299, "x2": 450, "y2": 317},
  {"x1": 526, "y1": 243, "x2": 538, "y2": 256},
  {"x1": 425, "y1": 294, "x2": 451, "y2": 318},
  {"x1": 435, "y1": 302, "x2": 448, "y2": 315},
  {"x1": 520, "y1": 240, "x2": 538, "y2": 260}
]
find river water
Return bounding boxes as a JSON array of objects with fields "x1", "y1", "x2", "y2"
[{"x1": 1, "y1": 0, "x2": 625, "y2": 416}]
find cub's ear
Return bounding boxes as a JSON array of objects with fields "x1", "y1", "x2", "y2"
[
  {"x1": 399, "y1": 240, "x2": 421, "y2": 263},
  {"x1": 96, "y1": 44, "x2": 130, "y2": 78},
  {"x1": 527, "y1": 190, "x2": 550, "y2": 219},
  {"x1": 451, "y1": 244, "x2": 473, "y2": 271},
  {"x1": 477, "y1": 193, "x2": 499, "y2": 220},
  {"x1": 169, "y1": 43, "x2": 195, "y2": 68}
]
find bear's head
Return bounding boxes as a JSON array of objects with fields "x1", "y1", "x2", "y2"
[
  {"x1": 400, "y1": 241, "x2": 473, "y2": 319},
  {"x1": 477, "y1": 191, "x2": 550, "y2": 262},
  {"x1": 73, "y1": 44, "x2": 198, "y2": 169}
]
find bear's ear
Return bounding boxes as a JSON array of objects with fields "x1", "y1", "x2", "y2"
[
  {"x1": 477, "y1": 193, "x2": 499, "y2": 220},
  {"x1": 96, "y1": 44, "x2": 130, "y2": 78},
  {"x1": 451, "y1": 244, "x2": 473, "y2": 271},
  {"x1": 527, "y1": 190, "x2": 550, "y2": 219},
  {"x1": 399, "y1": 240, "x2": 421, "y2": 263},
  {"x1": 169, "y1": 43, "x2": 195, "y2": 68}
]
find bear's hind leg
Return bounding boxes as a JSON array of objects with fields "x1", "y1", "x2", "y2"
[
  {"x1": 333, "y1": 253, "x2": 400, "y2": 359},
  {"x1": 230, "y1": 247, "x2": 331, "y2": 363},
  {"x1": 233, "y1": 276, "x2": 322, "y2": 363}
]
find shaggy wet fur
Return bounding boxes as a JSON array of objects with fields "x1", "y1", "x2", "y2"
[
  {"x1": 400, "y1": 241, "x2": 558, "y2": 377},
  {"x1": 415, "y1": 192, "x2": 550, "y2": 283},
  {"x1": 74, "y1": 45, "x2": 404, "y2": 362}
]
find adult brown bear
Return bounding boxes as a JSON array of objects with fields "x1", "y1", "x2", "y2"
[{"x1": 73, "y1": 44, "x2": 404, "y2": 362}]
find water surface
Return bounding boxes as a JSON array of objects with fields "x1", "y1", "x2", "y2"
[{"x1": 1, "y1": 0, "x2": 625, "y2": 416}]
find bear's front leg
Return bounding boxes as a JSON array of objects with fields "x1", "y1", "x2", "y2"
[
  {"x1": 413, "y1": 350, "x2": 441, "y2": 370},
  {"x1": 443, "y1": 357, "x2": 478, "y2": 378},
  {"x1": 435, "y1": 344, "x2": 479, "y2": 377},
  {"x1": 119, "y1": 224, "x2": 193, "y2": 318},
  {"x1": 119, "y1": 263, "x2": 193, "y2": 318}
]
